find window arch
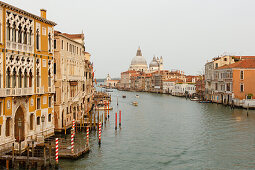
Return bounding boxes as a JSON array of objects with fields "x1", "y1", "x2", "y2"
[
  {"x1": 12, "y1": 22, "x2": 16, "y2": 42},
  {"x1": 12, "y1": 68, "x2": 16, "y2": 88},
  {"x1": 23, "y1": 26, "x2": 27, "y2": 44},
  {"x1": 18, "y1": 24, "x2": 22, "y2": 43},
  {"x1": 24, "y1": 69, "x2": 28, "y2": 88},
  {"x1": 18, "y1": 68, "x2": 22, "y2": 88},
  {"x1": 6, "y1": 20, "x2": 10, "y2": 41},
  {"x1": 36, "y1": 68, "x2": 40, "y2": 87},
  {"x1": 6, "y1": 67, "x2": 11, "y2": 88},
  {"x1": 36, "y1": 29, "x2": 39, "y2": 50},
  {"x1": 48, "y1": 32, "x2": 51, "y2": 52}
]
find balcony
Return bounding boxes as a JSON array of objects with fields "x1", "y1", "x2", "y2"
[
  {"x1": 36, "y1": 87, "x2": 44, "y2": 94},
  {"x1": 0, "y1": 87, "x2": 33, "y2": 97},
  {"x1": 68, "y1": 75, "x2": 83, "y2": 81},
  {"x1": 48, "y1": 85, "x2": 55, "y2": 93},
  {"x1": 6, "y1": 41, "x2": 33, "y2": 53}
]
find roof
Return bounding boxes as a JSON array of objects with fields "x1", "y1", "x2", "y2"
[
  {"x1": 217, "y1": 59, "x2": 255, "y2": 69},
  {"x1": 1, "y1": 1, "x2": 57, "y2": 26},
  {"x1": 121, "y1": 70, "x2": 138, "y2": 74},
  {"x1": 63, "y1": 33, "x2": 84, "y2": 40},
  {"x1": 163, "y1": 78, "x2": 183, "y2": 83},
  {"x1": 54, "y1": 30, "x2": 84, "y2": 46}
]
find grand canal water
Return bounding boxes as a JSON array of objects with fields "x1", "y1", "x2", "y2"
[{"x1": 61, "y1": 89, "x2": 255, "y2": 170}]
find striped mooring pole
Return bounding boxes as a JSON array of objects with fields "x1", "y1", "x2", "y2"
[
  {"x1": 115, "y1": 112, "x2": 117, "y2": 130},
  {"x1": 86, "y1": 127, "x2": 89, "y2": 146},
  {"x1": 55, "y1": 138, "x2": 59, "y2": 164},
  {"x1": 72, "y1": 119, "x2": 75, "y2": 136},
  {"x1": 71, "y1": 133, "x2": 74, "y2": 153},
  {"x1": 119, "y1": 110, "x2": 121, "y2": 126},
  {"x1": 98, "y1": 122, "x2": 101, "y2": 145}
]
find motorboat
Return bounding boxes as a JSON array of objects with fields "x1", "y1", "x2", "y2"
[
  {"x1": 190, "y1": 97, "x2": 199, "y2": 101},
  {"x1": 132, "y1": 101, "x2": 138, "y2": 106},
  {"x1": 122, "y1": 95, "x2": 126, "y2": 98},
  {"x1": 136, "y1": 95, "x2": 139, "y2": 98}
]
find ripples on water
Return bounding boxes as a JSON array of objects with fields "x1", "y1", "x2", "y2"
[{"x1": 61, "y1": 90, "x2": 255, "y2": 170}]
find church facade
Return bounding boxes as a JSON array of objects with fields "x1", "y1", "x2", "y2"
[{"x1": 129, "y1": 47, "x2": 163, "y2": 73}]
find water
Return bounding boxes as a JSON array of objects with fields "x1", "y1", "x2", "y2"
[{"x1": 61, "y1": 89, "x2": 255, "y2": 170}]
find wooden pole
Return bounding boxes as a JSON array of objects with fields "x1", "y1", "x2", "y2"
[
  {"x1": 247, "y1": 103, "x2": 249, "y2": 116},
  {"x1": 98, "y1": 122, "x2": 101, "y2": 145},
  {"x1": 119, "y1": 110, "x2": 121, "y2": 126},
  {"x1": 43, "y1": 145, "x2": 46, "y2": 167},
  {"x1": 64, "y1": 125, "x2": 66, "y2": 139},
  {"x1": 94, "y1": 113, "x2": 96, "y2": 130},
  {"x1": 12, "y1": 143, "x2": 14, "y2": 166},
  {"x1": 32, "y1": 141, "x2": 34, "y2": 157},
  {"x1": 6, "y1": 160, "x2": 9, "y2": 170},
  {"x1": 115, "y1": 112, "x2": 117, "y2": 130},
  {"x1": 27, "y1": 144, "x2": 29, "y2": 168},
  {"x1": 49, "y1": 142, "x2": 52, "y2": 165}
]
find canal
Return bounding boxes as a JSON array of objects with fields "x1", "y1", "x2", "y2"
[{"x1": 61, "y1": 89, "x2": 255, "y2": 170}]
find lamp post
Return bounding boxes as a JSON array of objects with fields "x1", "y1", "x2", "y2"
[
  {"x1": 41, "y1": 115, "x2": 45, "y2": 139},
  {"x1": 18, "y1": 118, "x2": 22, "y2": 155}
]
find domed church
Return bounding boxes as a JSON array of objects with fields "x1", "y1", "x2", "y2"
[
  {"x1": 129, "y1": 47, "x2": 148, "y2": 72},
  {"x1": 129, "y1": 47, "x2": 163, "y2": 73}
]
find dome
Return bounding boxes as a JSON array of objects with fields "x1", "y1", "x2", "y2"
[
  {"x1": 131, "y1": 56, "x2": 147, "y2": 66},
  {"x1": 149, "y1": 56, "x2": 159, "y2": 67},
  {"x1": 130, "y1": 47, "x2": 147, "y2": 66}
]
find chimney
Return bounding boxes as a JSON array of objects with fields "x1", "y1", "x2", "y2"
[{"x1": 40, "y1": 9, "x2": 47, "y2": 19}]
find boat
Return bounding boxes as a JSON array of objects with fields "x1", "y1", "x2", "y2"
[
  {"x1": 132, "y1": 101, "x2": 138, "y2": 106},
  {"x1": 136, "y1": 95, "x2": 139, "y2": 98},
  {"x1": 122, "y1": 95, "x2": 126, "y2": 98},
  {"x1": 106, "y1": 90, "x2": 113, "y2": 92},
  {"x1": 198, "y1": 100, "x2": 212, "y2": 103},
  {"x1": 95, "y1": 106, "x2": 113, "y2": 110},
  {"x1": 190, "y1": 97, "x2": 199, "y2": 101}
]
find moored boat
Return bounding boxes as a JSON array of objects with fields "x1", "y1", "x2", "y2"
[{"x1": 132, "y1": 101, "x2": 138, "y2": 106}]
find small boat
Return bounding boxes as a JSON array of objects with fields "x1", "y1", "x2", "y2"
[
  {"x1": 132, "y1": 101, "x2": 138, "y2": 106},
  {"x1": 136, "y1": 95, "x2": 139, "y2": 98},
  {"x1": 122, "y1": 95, "x2": 126, "y2": 98},
  {"x1": 95, "y1": 106, "x2": 113, "y2": 110},
  {"x1": 190, "y1": 97, "x2": 199, "y2": 101},
  {"x1": 106, "y1": 90, "x2": 113, "y2": 92},
  {"x1": 198, "y1": 100, "x2": 212, "y2": 103}
]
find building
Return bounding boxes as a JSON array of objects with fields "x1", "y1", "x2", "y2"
[
  {"x1": 54, "y1": 30, "x2": 94, "y2": 132},
  {"x1": 196, "y1": 75, "x2": 205, "y2": 100},
  {"x1": 0, "y1": 2, "x2": 56, "y2": 152},
  {"x1": 104, "y1": 74, "x2": 120, "y2": 88},
  {"x1": 214, "y1": 59, "x2": 255, "y2": 108}
]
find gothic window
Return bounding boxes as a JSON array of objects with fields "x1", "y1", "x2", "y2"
[
  {"x1": 36, "y1": 68, "x2": 40, "y2": 87},
  {"x1": 48, "y1": 32, "x2": 51, "y2": 52},
  {"x1": 6, "y1": 67, "x2": 10, "y2": 88},
  {"x1": 24, "y1": 69, "x2": 28, "y2": 88},
  {"x1": 23, "y1": 26, "x2": 27, "y2": 44},
  {"x1": 18, "y1": 24, "x2": 22, "y2": 43},
  {"x1": 36, "y1": 29, "x2": 39, "y2": 50},
  {"x1": 18, "y1": 68, "x2": 22, "y2": 88},
  {"x1": 12, "y1": 68, "x2": 16, "y2": 88},
  {"x1": 12, "y1": 22, "x2": 16, "y2": 42},
  {"x1": 6, "y1": 21, "x2": 10, "y2": 41},
  {"x1": 29, "y1": 70, "x2": 32, "y2": 87},
  {"x1": 29, "y1": 28, "x2": 32, "y2": 45},
  {"x1": 48, "y1": 114, "x2": 51, "y2": 122}
]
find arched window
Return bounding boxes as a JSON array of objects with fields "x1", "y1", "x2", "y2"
[
  {"x1": 28, "y1": 27, "x2": 32, "y2": 45},
  {"x1": 18, "y1": 24, "x2": 22, "y2": 43},
  {"x1": 36, "y1": 29, "x2": 39, "y2": 50},
  {"x1": 24, "y1": 69, "x2": 28, "y2": 88},
  {"x1": 6, "y1": 67, "x2": 11, "y2": 88},
  {"x1": 48, "y1": 114, "x2": 51, "y2": 122},
  {"x1": 48, "y1": 33, "x2": 51, "y2": 52},
  {"x1": 12, "y1": 22, "x2": 16, "y2": 42},
  {"x1": 36, "y1": 68, "x2": 40, "y2": 87},
  {"x1": 6, "y1": 20, "x2": 10, "y2": 41},
  {"x1": 48, "y1": 69, "x2": 51, "y2": 87},
  {"x1": 18, "y1": 68, "x2": 22, "y2": 88},
  {"x1": 29, "y1": 70, "x2": 32, "y2": 87},
  {"x1": 12, "y1": 68, "x2": 16, "y2": 88},
  {"x1": 23, "y1": 26, "x2": 27, "y2": 44}
]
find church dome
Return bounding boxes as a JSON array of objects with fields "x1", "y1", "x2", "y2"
[
  {"x1": 149, "y1": 56, "x2": 158, "y2": 67},
  {"x1": 130, "y1": 47, "x2": 147, "y2": 66}
]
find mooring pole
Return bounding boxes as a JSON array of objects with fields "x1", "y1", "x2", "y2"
[
  {"x1": 12, "y1": 143, "x2": 14, "y2": 166},
  {"x1": 115, "y1": 112, "x2": 117, "y2": 130},
  {"x1": 119, "y1": 110, "x2": 121, "y2": 126},
  {"x1": 98, "y1": 122, "x2": 101, "y2": 145}
]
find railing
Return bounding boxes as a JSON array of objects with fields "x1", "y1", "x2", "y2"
[
  {"x1": 48, "y1": 85, "x2": 55, "y2": 93},
  {"x1": 36, "y1": 87, "x2": 44, "y2": 94},
  {"x1": 6, "y1": 40, "x2": 33, "y2": 53},
  {"x1": 68, "y1": 75, "x2": 82, "y2": 81},
  {"x1": 0, "y1": 87, "x2": 33, "y2": 97}
]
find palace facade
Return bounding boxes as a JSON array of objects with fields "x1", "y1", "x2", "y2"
[{"x1": 0, "y1": 2, "x2": 56, "y2": 152}]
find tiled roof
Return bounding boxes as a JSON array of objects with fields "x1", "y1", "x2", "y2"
[
  {"x1": 63, "y1": 33, "x2": 84, "y2": 39},
  {"x1": 217, "y1": 59, "x2": 255, "y2": 69},
  {"x1": 163, "y1": 78, "x2": 183, "y2": 83}
]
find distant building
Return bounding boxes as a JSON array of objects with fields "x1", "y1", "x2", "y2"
[{"x1": 104, "y1": 74, "x2": 119, "y2": 88}]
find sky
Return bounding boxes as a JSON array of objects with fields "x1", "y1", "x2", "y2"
[{"x1": 4, "y1": 0, "x2": 255, "y2": 78}]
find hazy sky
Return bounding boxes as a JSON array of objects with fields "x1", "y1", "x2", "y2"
[{"x1": 4, "y1": 0, "x2": 255, "y2": 78}]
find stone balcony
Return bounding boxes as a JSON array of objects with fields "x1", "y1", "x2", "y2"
[
  {"x1": 6, "y1": 41, "x2": 33, "y2": 53},
  {"x1": 36, "y1": 87, "x2": 44, "y2": 94},
  {"x1": 0, "y1": 87, "x2": 33, "y2": 97},
  {"x1": 48, "y1": 85, "x2": 55, "y2": 93}
]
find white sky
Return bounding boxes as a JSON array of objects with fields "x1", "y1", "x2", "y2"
[{"x1": 4, "y1": 0, "x2": 255, "y2": 78}]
